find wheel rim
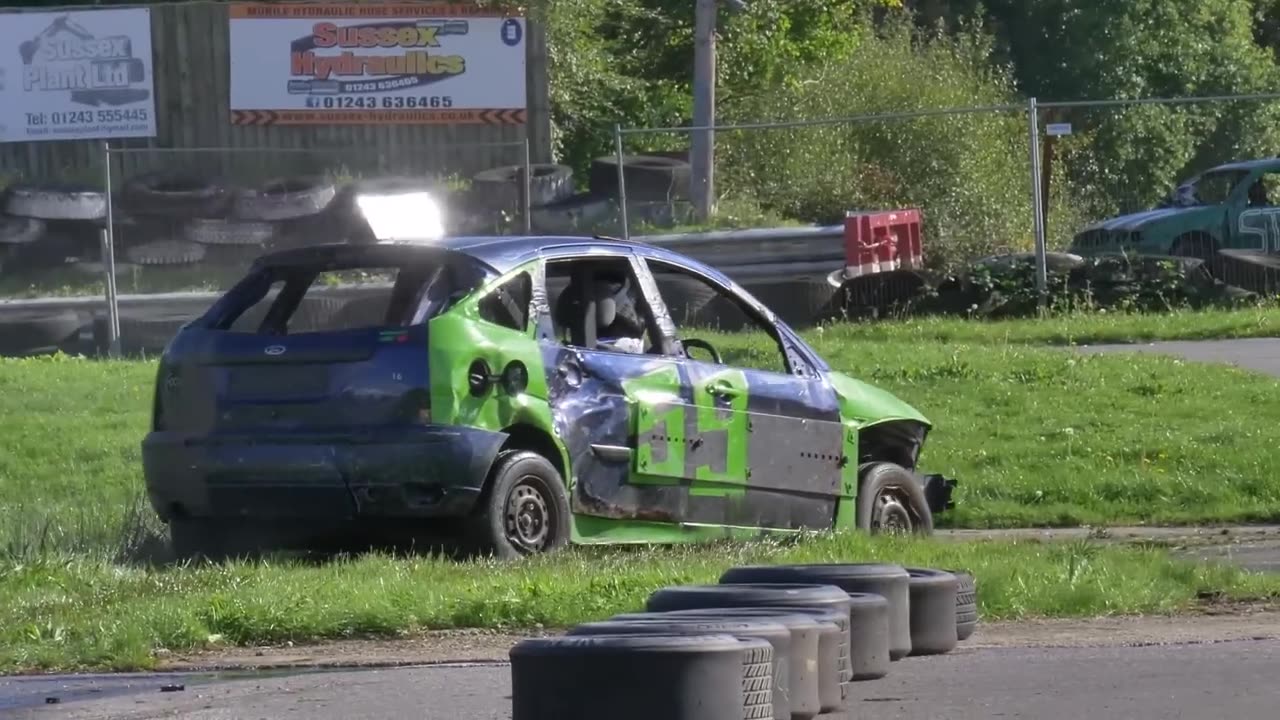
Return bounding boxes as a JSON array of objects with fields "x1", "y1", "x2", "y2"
[
  {"x1": 505, "y1": 476, "x2": 553, "y2": 553},
  {"x1": 872, "y1": 487, "x2": 914, "y2": 535}
]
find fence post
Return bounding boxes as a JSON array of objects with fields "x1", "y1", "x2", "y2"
[
  {"x1": 520, "y1": 138, "x2": 533, "y2": 234},
  {"x1": 100, "y1": 141, "x2": 121, "y2": 358},
  {"x1": 1027, "y1": 96, "x2": 1048, "y2": 306},
  {"x1": 614, "y1": 124, "x2": 630, "y2": 239}
]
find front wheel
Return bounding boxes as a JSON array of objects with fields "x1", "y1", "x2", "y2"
[
  {"x1": 856, "y1": 462, "x2": 934, "y2": 536},
  {"x1": 470, "y1": 450, "x2": 572, "y2": 559}
]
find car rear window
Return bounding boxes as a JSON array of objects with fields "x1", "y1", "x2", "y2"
[{"x1": 206, "y1": 250, "x2": 489, "y2": 335}]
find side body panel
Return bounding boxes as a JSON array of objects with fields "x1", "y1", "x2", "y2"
[
  {"x1": 428, "y1": 260, "x2": 569, "y2": 471},
  {"x1": 539, "y1": 248, "x2": 848, "y2": 537}
]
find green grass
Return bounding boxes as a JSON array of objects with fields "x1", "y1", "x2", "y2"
[
  {"x1": 3, "y1": 308, "x2": 1280, "y2": 670},
  {"x1": 5, "y1": 310, "x2": 1280, "y2": 562},
  {"x1": 3, "y1": 533, "x2": 1277, "y2": 672},
  {"x1": 822, "y1": 304, "x2": 1280, "y2": 346}
]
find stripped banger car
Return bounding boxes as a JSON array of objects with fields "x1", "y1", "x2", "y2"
[{"x1": 143, "y1": 228, "x2": 957, "y2": 560}]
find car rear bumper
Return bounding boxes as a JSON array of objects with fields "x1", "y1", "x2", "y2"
[{"x1": 142, "y1": 425, "x2": 507, "y2": 521}]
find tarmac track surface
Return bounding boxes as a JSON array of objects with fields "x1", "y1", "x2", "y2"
[
  {"x1": 9, "y1": 634, "x2": 1280, "y2": 720},
  {"x1": 1076, "y1": 336, "x2": 1280, "y2": 378}
]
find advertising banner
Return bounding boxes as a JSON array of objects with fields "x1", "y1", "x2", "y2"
[
  {"x1": 228, "y1": 3, "x2": 527, "y2": 126},
  {"x1": 0, "y1": 8, "x2": 157, "y2": 143}
]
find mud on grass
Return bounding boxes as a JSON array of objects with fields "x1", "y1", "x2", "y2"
[{"x1": 4, "y1": 533, "x2": 1280, "y2": 673}]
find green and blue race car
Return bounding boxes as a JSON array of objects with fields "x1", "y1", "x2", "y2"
[{"x1": 143, "y1": 211, "x2": 955, "y2": 560}]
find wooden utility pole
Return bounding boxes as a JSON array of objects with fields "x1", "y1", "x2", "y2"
[{"x1": 691, "y1": 0, "x2": 716, "y2": 222}]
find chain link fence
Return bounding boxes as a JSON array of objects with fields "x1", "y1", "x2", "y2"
[
  {"x1": 0, "y1": 139, "x2": 531, "y2": 357},
  {"x1": 608, "y1": 92, "x2": 1280, "y2": 306}
]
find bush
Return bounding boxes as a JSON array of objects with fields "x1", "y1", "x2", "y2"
[{"x1": 716, "y1": 15, "x2": 1085, "y2": 270}]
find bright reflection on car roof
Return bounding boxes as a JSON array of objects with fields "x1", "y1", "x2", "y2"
[{"x1": 355, "y1": 191, "x2": 445, "y2": 243}]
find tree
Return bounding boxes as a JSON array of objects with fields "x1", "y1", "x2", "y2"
[{"x1": 907, "y1": 0, "x2": 1280, "y2": 213}]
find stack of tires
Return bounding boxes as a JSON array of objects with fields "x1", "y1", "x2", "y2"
[
  {"x1": 510, "y1": 562, "x2": 980, "y2": 719},
  {"x1": 0, "y1": 183, "x2": 109, "y2": 357},
  {"x1": 468, "y1": 152, "x2": 693, "y2": 236}
]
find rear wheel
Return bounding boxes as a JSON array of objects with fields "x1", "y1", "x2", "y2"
[{"x1": 470, "y1": 450, "x2": 571, "y2": 559}]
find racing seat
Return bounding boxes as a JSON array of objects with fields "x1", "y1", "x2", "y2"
[{"x1": 553, "y1": 269, "x2": 646, "y2": 352}]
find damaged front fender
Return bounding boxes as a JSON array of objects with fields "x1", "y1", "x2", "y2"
[{"x1": 826, "y1": 370, "x2": 930, "y2": 429}]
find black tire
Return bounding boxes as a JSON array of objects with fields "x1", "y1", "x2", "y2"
[
  {"x1": 589, "y1": 154, "x2": 692, "y2": 201},
  {"x1": 529, "y1": 192, "x2": 617, "y2": 234},
  {"x1": 719, "y1": 563, "x2": 908, "y2": 665},
  {"x1": 469, "y1": 450, "x2": 571, "y2": 560},
  {"x1": 125, "y1": 240, "x2": 207, "y2": 266},
  {"x1": 0, "y1": 215, "x2": 45, "y2": 245},
  {"x1": 950, "y1": 570, "x2": 978, "y2": 641},
  {"x1": 741, "y1": 280, "x2": 837, "y2": 329},
  {"x1": 903, "y1": 568, "x2": 958, "y2": 656},
  {"x1": 0, "y1": 308, "x2": 84, "y2": 357},
  {"x1": 473, "y1": 163, "x2": 574, "y2": 210},
  {"x1": 510, "y1": 634, "x2": 758, "y2": 720},
  {"x1": 184, "y1": 217, "x2": 277, "y2": 246},
  {"x1": 3, "y1": 184, "x2": 107, "y2": 221},
  {"x1": 569, "y1": 619, "x2": 793, "y2": 720},
  {"x1": 232, "y1": 176, "x2": 337, "y2": 221},
  {"x1": 643, "y1": 581, "x2": 866, "y2": 687},
  {"x1": 655, "y1": 273, "x2": 722, "y2": 327},
  {"x1": 857, "y1": 461, "x2": 934, "y2": 536},
  {"x1": 632, "y1": 608, "x2": 845, "y2": 715},
  {"x1": 122, "y1": 173, "x2": 231, "y2": 219}
]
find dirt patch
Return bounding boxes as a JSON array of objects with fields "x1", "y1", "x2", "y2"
[{"x1": 154, "y1": 607, "x2": 1280, "y2": 672}]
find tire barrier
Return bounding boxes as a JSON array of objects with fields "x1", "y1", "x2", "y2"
[
  {"x1": 125, "y1": 240, "x2": 207, "y2": 267},
  {"x1": 588, "y1": 154, "x2": 692, "y2": 201},
  {"x1": 519, "y1": 565, "x2": 968, "y2": 718},
  {"x1": 3, "y1": 184, "x2": 108, "y2": 221},
  {"x1": 568, "y1": 618, "x2": 795, "y2": 720},
  {"x1": 121, "y1": 173, "x2": 232, "y2": 219},
  {"x1": 718, "y1": 563, "x2": 911, "y2": 662},
  {"x1": 621, "y1": 608, "x2": 845, "y2": 715},
  {"x1": 951, "y1": 569, "x2": 979, "y2": 641},
  {"x1": 903, "y1": 568, "x2": 959, "y2": 656},
  {"x1": 510, "y1": 634, "x2": 759, "y2": 720},
  {"x1": 232, "y1": 176, "x2": 337, "y2": 222},
  {"x1": 473, "y1": 163, "x2": 574, "y2": 211}
]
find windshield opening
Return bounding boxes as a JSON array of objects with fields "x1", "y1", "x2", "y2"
[{"x1": 1163, "y1": 169, "x2": 1248, "y2": 207}]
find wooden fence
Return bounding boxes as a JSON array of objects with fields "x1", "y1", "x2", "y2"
[{"x1": 0, "y1": 1, "x2": 552, "y2": 186}]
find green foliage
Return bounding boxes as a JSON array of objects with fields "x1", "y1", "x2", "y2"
[
  {"x1": 541, "y1": 0, "x2": 890, "y2": 178},
  {"x1": 715, "y1": 13, "x2": 1047, "y2": 270},
  {"x1": 920, "y1": 0, "x2": 1280, "y2": 215}
]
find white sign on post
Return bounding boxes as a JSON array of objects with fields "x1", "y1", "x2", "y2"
[
  {"x1": 1045, "y1": 123, "x2": 1073, "y2": 137},
  {"x1": 0, "y1": 8, "x2": 157, "y2": 143},
  {"x1": 227, "y1": 3, "x2": 528, "y2": 127}
]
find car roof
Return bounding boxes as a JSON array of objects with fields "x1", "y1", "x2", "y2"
[
  {"x1": 1205, "y1": 158, "x2": 1280, "y2": 174},
  {"x1": 260, "y1": 235, "x2": 733, "y2": 284}
]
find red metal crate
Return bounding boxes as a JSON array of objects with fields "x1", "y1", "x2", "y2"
[{"x1": 841, "y1": 209, "x2": 923, "y2": 278}]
